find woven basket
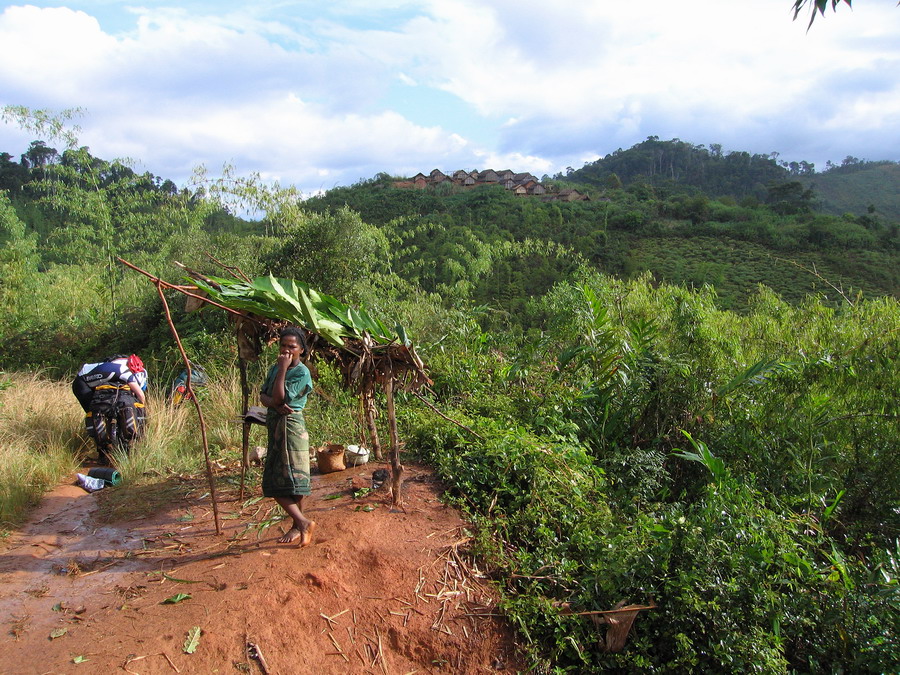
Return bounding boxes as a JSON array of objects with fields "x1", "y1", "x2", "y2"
[{"x1": 316, "y1": 444, "x2": 346, "y2": 473}]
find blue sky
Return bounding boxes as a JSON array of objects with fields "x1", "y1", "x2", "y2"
[{"x1": 1, "y1": 1, "x2": 898, "y2": 194}]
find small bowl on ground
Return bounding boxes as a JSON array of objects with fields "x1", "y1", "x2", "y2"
[{"x1": 344, "y1": 444, "x2": 370, "y2": 467}]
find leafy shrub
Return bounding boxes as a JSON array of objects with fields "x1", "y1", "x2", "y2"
[{"x1": 403, "y1": 271, "x2": 899, "y2": 672}]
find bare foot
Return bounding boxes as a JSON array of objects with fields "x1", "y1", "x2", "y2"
[
  {"x1": 300, "y1": 521, "x2": 317, "y2": 547},
  {"x1": 278, "y1": 527, "x2": 303, "y2": 544}
]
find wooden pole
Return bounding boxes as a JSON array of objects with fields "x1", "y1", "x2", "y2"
[
  {"x1": 238, "y1": 357, "x2": 251, "y2": 500},
  {"x1": 383, "y1": 363, "x2": 403, "y2": 507},
  {"x1": 362, "y1": 389, "x2": 382, "y2": 460},
  {"x1": 155, "y1": 280, "x2": 222, "y2": 535}
]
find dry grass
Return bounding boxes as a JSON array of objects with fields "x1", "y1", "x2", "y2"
[
  {"x1": 113, "y1": 392, "x2": 196, "y2": 477},
  {"x1": 0, "y1": 372, "x2": 82, "y2": 527},
  {"x1": 0, "y1": 370, "x2": 212, "y2": 526},
  {"x1": 0, "y1": 364, "x2": 360, "y2": 526}
]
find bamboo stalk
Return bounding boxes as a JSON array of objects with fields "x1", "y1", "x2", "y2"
[{"x1": 117, "y1": 257, "x2": 265, "y2": 324}]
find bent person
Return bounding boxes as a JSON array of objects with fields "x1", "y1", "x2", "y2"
[{"x1": 73, "y1": 354, "x2": 148, "y2": 464}]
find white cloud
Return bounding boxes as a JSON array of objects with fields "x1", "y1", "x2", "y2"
[
  {"x1": 353, "y1": 0, "x2": 900, "y2": 166},
  {"x1": 1, "y1": 0, "x2": 898, "y2": 192},
  {"x1": 0, "y1": 4, "x2": 469, "y2": 190},
  {"x1": 0, "y1": 6, "x2": 117, "y2": 101}
]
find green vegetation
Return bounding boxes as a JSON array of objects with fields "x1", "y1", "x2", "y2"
[
  {"x1": 0, "y1": 123, "x2": 898, "y2": 672},
  {"x1": 410, "y1": 274, "x2": 899, "y2": 671},
  {"x1": 303, "y1": 162, "x2": 898, "y2": 313},
  {"x1": 806, "y1": 160, "x2": 900, "y2": 223},
  {"x1": 0, "y1": 373, "x2": 83, "y2": 526}
]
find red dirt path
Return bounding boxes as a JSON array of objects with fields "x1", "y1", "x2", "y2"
[{"x1": 0, "y1": 461, "x2": 522, "y2": 674}]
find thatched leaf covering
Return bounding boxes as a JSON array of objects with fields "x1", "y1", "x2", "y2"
[
  {"x1": 189, "y1": 273, "x2": 399, "y2": 348},
  {"x1": 185, "y1": 270, "x2": 431, "y2": 394}
]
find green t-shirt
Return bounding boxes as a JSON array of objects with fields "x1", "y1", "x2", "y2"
[{"x1": 261, "y1": 361, "x2": 313, "y2": 411}]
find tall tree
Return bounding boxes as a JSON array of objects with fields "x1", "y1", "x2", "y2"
[
  {"x1": 0, "y1": 152, "x2": 28, "y2": 192},
  {"x1": 0, "y1": 192, "x2": 38, "y2": 330},
  {"x1": 21, "y1": 140, "x2": 59, "y2": 170}
]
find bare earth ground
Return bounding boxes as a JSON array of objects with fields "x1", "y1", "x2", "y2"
[{"x1": 0, "y1": 461, "x2": 522, "y2": 675}]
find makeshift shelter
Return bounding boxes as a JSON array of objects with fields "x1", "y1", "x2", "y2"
[{"x1": 119, "y1": 257, "x2": 432, "y2": 518}]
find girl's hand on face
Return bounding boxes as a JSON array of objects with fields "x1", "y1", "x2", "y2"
[
  {"x1": 276, "y1": 352, "x2": 293, "y2": 370},
  {"x1": 277, "y1": 335, "x2": 303, "y2": 368}
]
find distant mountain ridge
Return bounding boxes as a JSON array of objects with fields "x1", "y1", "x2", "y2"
[
  {"x1": 805, "y1": 161, "x2": 900, "y2": 223},
  {"x1": 563, "y1": 137, "x2": 899, "y2": 222},
  {"x1": 561, "y1": 137, "x2": 788, "y2": 200}
]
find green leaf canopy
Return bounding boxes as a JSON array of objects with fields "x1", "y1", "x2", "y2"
[{"x1": 189, "y1": 273, "x2": 400, "y2": 348}]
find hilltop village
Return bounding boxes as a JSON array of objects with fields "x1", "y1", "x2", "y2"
[{"x1": 395, "y1": 168, "x2": 591, "y2": 201}]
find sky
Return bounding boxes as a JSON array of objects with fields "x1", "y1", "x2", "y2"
[{"x1": 1, "y1": 0, "x2": 898, "y2": 195}]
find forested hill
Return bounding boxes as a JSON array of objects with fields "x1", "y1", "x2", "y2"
[
  {"x1": 804, "y1": 159, "x2": 900, "y2": 222},
  {"x1": 562, "y1": 137, "x2": 900, "y2": 221},
  {"x1": 560, "y1": 137, "x2": 789, "y2": 200},
  {"x1": 304, "y1": 166, "x2": 899, "y2": 313}
]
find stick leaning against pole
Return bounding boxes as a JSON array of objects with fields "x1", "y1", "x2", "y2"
[
  {"x1": 154, "y1": 279, "x2": 221, "y2": 535},
  {"x1": 118, "y1": 257, "x2": 224, "y2": 536}
]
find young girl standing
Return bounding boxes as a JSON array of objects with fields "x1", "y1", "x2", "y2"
[{"x1": 259, "y1": 327, "x2": 316, "y2": 545}]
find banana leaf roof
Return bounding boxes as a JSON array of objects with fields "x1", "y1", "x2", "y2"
[{"x1": 186, "y1": 271, "x2": 429, "y2": 393}]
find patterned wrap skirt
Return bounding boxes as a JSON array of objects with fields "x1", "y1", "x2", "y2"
[{"x1": 262, "y1": 412, "x2": 311, "y2": 498}]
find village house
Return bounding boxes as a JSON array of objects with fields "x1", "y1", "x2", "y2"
[{"x1": 394, "y1": 167, "x2": 586, "y2": 200}]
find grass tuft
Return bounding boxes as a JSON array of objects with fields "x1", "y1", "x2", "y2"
[{"x1": 0, "y1": 372, "x2": 83, "y2": 526}]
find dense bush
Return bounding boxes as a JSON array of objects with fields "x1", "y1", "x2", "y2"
[{"x1": 404, "y1": 272, "x2": 899, "y2": 672}]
